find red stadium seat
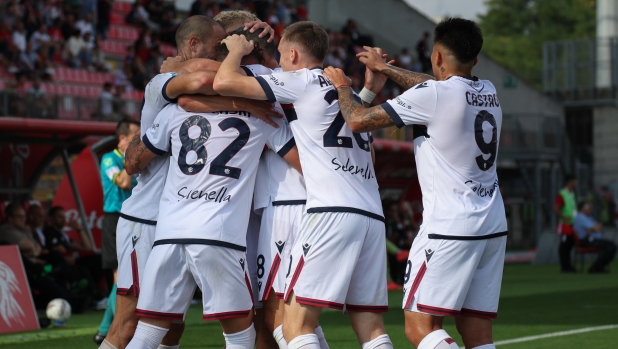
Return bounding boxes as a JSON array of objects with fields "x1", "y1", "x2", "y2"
[
  {"x1": 100, "y1": 40, "x2": 129, "y2": 56},
  {"x1": 109, "y1": 25, "x2": 140, "y2": 41},
  {"x1": 112, "y1": 2, "x2": 132, "y2": 14},
  {"x1": 110, "y1": 12, "x2": 126, "y2": 25}
]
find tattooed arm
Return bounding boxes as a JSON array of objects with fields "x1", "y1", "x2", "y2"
[
  {"x1": 336, "y1": 86, "x2": 394, "y2": 133},
  {"x1": 125, "y1": 134, "x2": 158, "y2": 175},
  {"x1": 356, "y1": 46, "x2": 434, "y2": 90}
]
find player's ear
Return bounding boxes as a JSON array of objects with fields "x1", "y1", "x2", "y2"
[
  {"x1": 291, "y1": 48, "x2": 299, "y2": 65},
  {"x1": 472, "y1": 56, "x2": 478, "y2": 67},
  {"x1": 188, "y1": 36, "x2": 200, "y2": 53}
]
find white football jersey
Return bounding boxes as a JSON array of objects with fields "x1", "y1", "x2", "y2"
[
  {"x1": 255, "y1": 68, "x2": 382, "y2": 221},
  {"x1": 120, "y1": 72, "x2": 177, "y2": 222},
  {"x1": 382, "y1": 76, "x2": 507, "y2": 238},
  {"x1": 143, "y1": 104, "x2": 295, "y2": 249},
  {"x1": 241, "y1": 65, "x2": 306, "y2": 210}
]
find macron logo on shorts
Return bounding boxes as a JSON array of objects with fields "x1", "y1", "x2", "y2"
[
  {"x1": 239, "y1": 258, "x2": 245, "y2": 271},
  {"x1": 275, "y1": 240, "x2": 285, "y2": 254},
  {"x1": 424, "y1": 249, "x2": 434, "y2": 262},
  {"x1": 302, "y1": 243, "x2": 311, "y2": 256},
  {"x1": 132, "y1": 236, "x2": 139, "y2": 248}
]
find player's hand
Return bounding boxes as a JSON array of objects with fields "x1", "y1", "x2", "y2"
[
  {"x1": 323, "y1": 67, "x2": 350, "y2": 89},
  {"x1": 243, "y1": 21, "x2": 276, "y2": 43},
  {"x1": 357, "y1": 46, "x2": 390, "y2": 73},
  {"x1": 221, "y1": 34, "x2": 254, "y2": 56},
  {"x1": 241, "y1": 99, "x2": 283, "y2": 128},
  {"x1": 68, "y1": 219, "x2": 82, "y2": 231},
  {"x1": 363, "y1": 47, "x2": 393, "y2": 93},
  {"x1": 160, "y1": 56, "x2": 184, "y2": 73}
]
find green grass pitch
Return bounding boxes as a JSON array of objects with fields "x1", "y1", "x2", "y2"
[{"x1": 1, "y1": 262, "x2": 617, "y2": 348}]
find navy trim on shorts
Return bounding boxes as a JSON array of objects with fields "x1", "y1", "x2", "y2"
[
  {"x1": 119, "y1": 213, "x2": 156, "y2": 225},
  {"x1": 277, "y1": 138, "x2": 296, "y2": 157},
  {"x1": 306, "y1": 206, "x2": 385, "y2": 223},
  {"x1": 142, "y1": 134, "x2": 167, "y2": 156},
  {"x1": 272, "y1": 200, "x2": 306, "y2": 206},
  {"x1": 427, "y1": 231, "x2": 508, "y2": 241},
  {"x1": 380, "y1": 102, "x2": 405, "y2": 128},
  {"x1": 255, "y1": 76, "x2": 276, "y2": 103},
  {"x1": 153, "y1": 238, "x2": 246, "y2": 252},
  {"x1": 241, "y1": 66, "x2": 254, "y2": 77}
]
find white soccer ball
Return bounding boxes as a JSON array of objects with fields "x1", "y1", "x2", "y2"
[{"x1": 46, "y1": 298, "x2": 72, "y2": 322}]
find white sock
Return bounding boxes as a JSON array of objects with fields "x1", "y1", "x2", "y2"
[
  {"x1": 417, "y1": 329, "x2": 459, "y2": 349},
  {"x1": 126, "y1": 321, "x2": 169, "y2": 349},
  {"x1": 274, "y1": 325, "x2": 289, "y2": 349},
  {"x1": 314, "y1": 326, "x2": 329, "y2": 349},
  {"x1": 471, "y1": 345, "x2": 496, "y2": 349},
  {"x1": 223, "y1": 324, "x2": 256, "y2": 349},
  {"x1": 157, "y1": 345, "x2": 180, "y2": 349},
  {"x1": 99, "y1": 339, "x2": 119, "y2": 349},
  {"x1": 361, "y1": 334, "x2": 393, "y2": 349},
  {"x1": 288, "y1": 334, "x2": 320, "y2": 349}
]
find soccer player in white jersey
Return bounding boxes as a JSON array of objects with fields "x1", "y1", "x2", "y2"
[
  {"x1": 122, "y1": 96, "x2": 301, "y2": 349},
  {"x1": 214, "y1": 21, "x2": 394, "y2": 349},
  {"x1": 324, "y1": 18, "x2": 507, "y2": 349},
  {"x1": 104, "y1": 15, "x2": 279, "y2": 349}
]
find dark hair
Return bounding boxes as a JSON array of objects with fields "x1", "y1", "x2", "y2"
[
  {"x1": 281, "y1": 21, "x2": 329, "y2": 62},
  {"x1": 48, "y1": 206, "x2": 64, "y2": 217},
  {"x1": 5, "y1": 203, "x2": 24, "y2": 218},
  {"x1": 175, "y1": 15, "x2": 223, "y2": 49},
  {"x1": 116, "y1": 118, "x2": 139, "y2": 137},
  {"x1": 565, "y1": 174, "x2": 577, "y2": 183},
  {"x1": 217, "y1": 27, "x2": 276, "y2": 63},
  {"x1": 577, "y1": 201, "x2": 590, "y2": 211},
  {"x1": 434, "y1": 18, "x2": 483, "y2": 64}
]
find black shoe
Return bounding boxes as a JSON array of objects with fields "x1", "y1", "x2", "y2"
[
  {"x1": 561, "y1": 268, "x2": 577, "y2": 273},
  {"x1": 38, "y1": 317, "x2": 51, "y2": 328},
  {"x1": 93, "y1": 332, "x2": 106, "y2": 345},
  {"x1": 588, "y1": 268, "x2": 609, "y2": 274}
]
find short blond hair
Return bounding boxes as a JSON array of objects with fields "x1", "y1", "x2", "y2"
[{"x1": 214, "y1": 10, "x2": 259, "y2": 32}]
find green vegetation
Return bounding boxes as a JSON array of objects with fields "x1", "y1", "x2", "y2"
[
  {"x1": 1, "y1": 262, "x2": 617, "y2": 348},
  {"x1": 479, "y1": 0, "x2": 597, "y2": 88}
]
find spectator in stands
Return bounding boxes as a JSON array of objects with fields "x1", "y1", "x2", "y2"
[
  {"x1": 158, "y1": 10, "x2": 177, "y2": 44},
  {"x1": 555, "y1": 175, "x2": 578, "y2": 273},
  {"x1": 296, "y1": 0, "x2": 308, "y2": 20},
  {"x1": 573, "y1": 201, "x2": 617, "y2": 273},
  {"x1": 26, "y1": 204, "x2": 47, "y2": 249},
  {"x1": 96, "y1": 0, "x2": 112, "y2": 39},
  {"x1": 30, "y1": 23, "x2": 50, "y2": 53},
  {"x1": 65, "y1": 29, "x2": 91, "y2": 68},
  {"x1": 91, "y1": 37, "x2": 109, "y2": 72},
  {"x1": 23, "y1": 11, "x2": 40, "y2": 38},
  {"x1": 27, "y1": 78, "x2": 51, "y2": 117},
  {"x1": 99, "y1": 82, "x2": 114, "y2": 119},
  {"x1": 397, "y1": 47, "x2": 413, "y2": 70},
  {"x1": 95, "y1": 119, "x2": 139, "y2": 344},
  {"x1": 12, "y1": 21, "x2": 26, "y2": 53},
  {"x1": 341, "y1": 18, "x2": 373, "y2": 47},
  {"x1": 126, "y1": 1, "x2": 159, "y2": 32},
  {"x1": 189, "y1": 0, "x2": 209, "y2": 16},
  {"x1": 75, "y1": 12, "x2": 94, "y2": 36},
  {"x1": 416, "y1": 31, "x2": 431, "y2": 73},
  {"x1": 61, "y1": 13, "x2": 76, "y2": 40},
  {"x1": 0, "y1": 19, "x2": 14, "y2": 64},
  {"x1": 19, "y1": 42, "x2": 38, "y2": 76},
  {"x1": 1, "y1": 2, "x2": 20, "y2": 28},
  {"x1": 0, "y1": 203, "x2": 41, "y2": 258}
]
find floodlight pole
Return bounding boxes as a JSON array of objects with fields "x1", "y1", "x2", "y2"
[{"x1": 61, "y1": 149, "x2": 97, "y2": 252}]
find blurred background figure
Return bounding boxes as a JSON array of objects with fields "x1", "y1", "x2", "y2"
[
  {"x1": 573, "y1": 201, "x2": 617, "y2": 273},
  {"x1": 554, "y1": 175, "x2": 578, "y2": 273}
]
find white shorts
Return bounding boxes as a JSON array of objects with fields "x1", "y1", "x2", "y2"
[
  {"x1": 402, "y1": 230, "x2": 507, "y2": 319},
  {"x1": 116, "y1": 217, "x2": 155, "y2": 298},
  {"x1": 256, "y1": 203, "x2": 305, "y2": 301},
  {"x1": 284, "y1": 211, "x2": 388, "y2": 312},
  {"x1": 135, "y1": 244, "x2": 254, "y2": 322},
  {"x1": 246, "y1": 209, "x2": 262, "y2": 308}
]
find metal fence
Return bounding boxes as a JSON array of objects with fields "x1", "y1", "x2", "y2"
[
  {"x1": 0, "y1": 90, "x2": 141, "y2": 121},
  {"x1": 543, "y1": 38, "x2": 618, "y2": 101}
]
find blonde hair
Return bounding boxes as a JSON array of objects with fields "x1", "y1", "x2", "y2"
[{"x1": 214, "y1": 10, "x2": 259, "y2": 32}]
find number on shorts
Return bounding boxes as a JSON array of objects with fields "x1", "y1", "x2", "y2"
[
  {"x1": 257, "y1": 254, "x2": 265, "y2": 279},
  {"x1": 474, "y1": 110, "x2": 497, "y2": 171},
  {"x1": 403, "y1": 260, "x2": 412, "y2": 285}
]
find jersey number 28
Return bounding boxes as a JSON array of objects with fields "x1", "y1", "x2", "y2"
[
  {"x1": 178, "y1": 115, "x2": 250, "y2": 178},
  {"x1": 323, "y1": 90, "x2": 371, "y2": 152}
]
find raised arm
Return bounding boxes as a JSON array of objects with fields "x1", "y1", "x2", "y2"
[
  {"x1": 357, "y1": 46, "x2": 434, "y2": 90},
  {"x1": 160, "y1": 56, "x2": 221, "y2": 74},
  {"x1": 213, "y1": 34, "x2": 268, "y2": 100},
  {"x1": 165, "y1": 71, "x2": 218, "y2": 99},
  {"x1": 178, "y1": 95, "x2": 282, "y2": 128},
  {"x1": 125, "y1": 134, "x2": 158, "y2": 175},
  {"x1": 324, "y1": 67, "x2": 395, "y2": 133}
]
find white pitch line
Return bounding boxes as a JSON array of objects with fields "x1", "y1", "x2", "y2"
[
  {"x1": 458, "y1": 324, "x2": 618, "y2": 348},
  {"x1": 488, "y1": 324, "x2": 618, "y2": 347}
]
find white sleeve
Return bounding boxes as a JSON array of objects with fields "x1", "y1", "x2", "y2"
[
  {"x1": 262, "y1": 116, "x2": 296, "y2": 157},
  {"x1": 380, "y1": 80, "x2": 437, "y2": 128},
  {"x1": 240, "y1": 64, "x2": 272, "y2": 77},
  {"x1": 255, "y1": 69, "x2": 308, "y2": 104},
  {"x1": 144, "y1": 72, "x2": 178, "y2": 110},
  {"x1": 142, "y1": 108, "x2": 173, "y2": 156}
]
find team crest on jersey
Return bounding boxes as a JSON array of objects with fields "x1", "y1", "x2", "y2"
[
  {"x1": 275, "y1": 241, "x2": 285, "y2": 254},
  {"x1": 239, "y1": 258, "x2": 245, "y2": 270},
  {"x1": 415, "y1": 82, "x2": 429, "y2": 89},
  {"x1": 302, "y1": 243, "x2": 311, "y2": 256},
  {"x1": 424, "y1": 249, "x2": 434, "y2": 262}
]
